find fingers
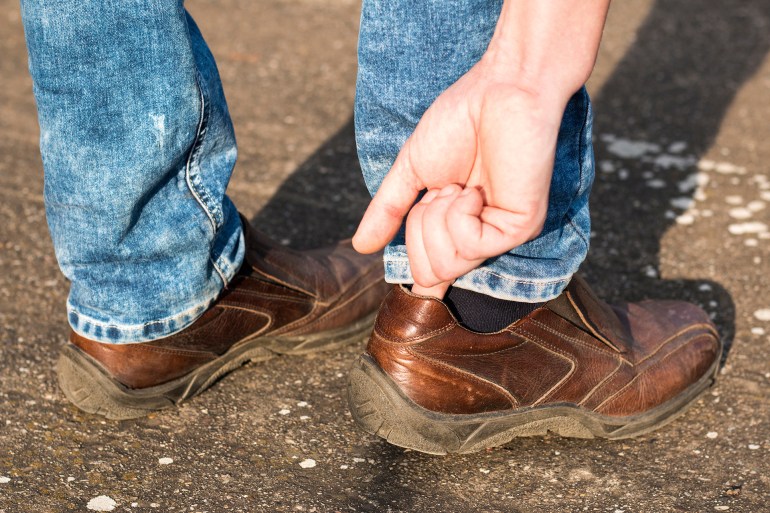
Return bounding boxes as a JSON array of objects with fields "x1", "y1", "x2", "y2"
[
  {"x1": 406, "y1": 185, "x2": 485, "y2": 289},
  {"x1": 447, "y1": 188, "x2": 546, "y2": 260},
  {"x1": 352, "y1": 140, "x2": 424, "y2": 254}
]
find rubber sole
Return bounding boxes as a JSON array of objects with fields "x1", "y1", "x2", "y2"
[
  {"x1": 57, "y1": 311, "x2": 377, "y2": 420},
  {"x1": 347, "y1": 353, "x2": 721, "y2": 455}
]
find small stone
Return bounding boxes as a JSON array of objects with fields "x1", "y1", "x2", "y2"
[
  {"x1": 352, "y1": 457, "x2": 366, "y2": 463},
  {"x1": 728, "y1": 207, "x2": 752, "y2": 219},
  {"x1": 299, "y1": 459, "x2": 316, "y2": 469},
  {"x1": 479, "y1": 468, "x2": 490, "y2": 474},
  {"x1": 150, "y1": 503, "x2": 159, "y2": 508},
  {"x1": 87, "y1": 496, "x2": 117, "y2": 511},
  {"x1": 751, "y1": 327, "x2": 765, "y2": 335},
  {"x1": 66, "y1": 477, "x2": 75, "y2": 482},
  {"x1": 676, "y1": 214, "x2": 695, "y2": 225},
  {"x1": 754, "y1": 309, "x2": 770, "y2": 321},
  {"x1": 706, "y1": 431, "x2": 718, "y2": 439},
  {"x1": 278, "y1": 409, "x2": 291, "y2": 415},
  {"x1": 299, "y1": 415, "x2": 310, "y2": 421},
  {"x1": 744, "y1": 239, "x2": 759, "y2": 247},
  {"x1": 340, "y1": 465, "x2": 349, "y2": 469},
  {"x1": 0, "y1": 477, "x2": 10, "y2": 484},
  {"x1": 748, "y1": 444, "x2": 760, "y2": 450},
  {"x1": 724, "y1": 195, "x2": 743, "y2": 205},
  {"x1": 643, "y1": 265, "x2": 658, "y2": 278},
  {"x1": 297, "y1": 401, "x2": 309, "y2": 407},
  {"x1": 714, "y1": 506, "x2": 730, "y2": 511}
]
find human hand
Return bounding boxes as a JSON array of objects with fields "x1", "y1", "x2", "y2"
[{"x1": 353, "y1": 58, "x2": 567, "y2": 294}]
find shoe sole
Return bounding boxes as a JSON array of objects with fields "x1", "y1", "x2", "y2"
[
  {"x1": 57, "y1": 311, "x2": 377, "y2": 420},
  {"x1": 347, "y1": 352, "x2": 721, "y2": 455}
]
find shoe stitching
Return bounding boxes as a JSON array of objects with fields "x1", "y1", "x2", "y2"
[
  {"x1": 405, "y1": 347, "x2": 520, "y2": 408},
  {"x1": 514, "y1": 331, "x2": 578, "y2": 407},
  {"x1": 592, "y1": 335, "x2": 713, "y2": 414},
  {"x1": 635, "y1": 323, "x2": 718, "y2": 365}
]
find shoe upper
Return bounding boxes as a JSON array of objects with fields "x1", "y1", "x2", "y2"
[
  {"x1": 367, "y1": 276, "x2": 721, "y2": 417},
  {"x1": 70, "y1": 219, "x2": 389, "y2": 389}
]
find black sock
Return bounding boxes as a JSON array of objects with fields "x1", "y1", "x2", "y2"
[{"x1": 444, "y1": 286, "x2": 543, "y2": 333}]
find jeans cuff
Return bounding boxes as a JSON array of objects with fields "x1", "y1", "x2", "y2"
[{"x1": 383, "y1": 256, "x2": 571, "y2": 303}]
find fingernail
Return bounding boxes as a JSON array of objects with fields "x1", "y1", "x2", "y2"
[
  {"x1": 439, "y1": 185, "x2": 457, "y2": 197},
  {"x1": 422, "y1": 189, "x2": 439, "y2": 203}
]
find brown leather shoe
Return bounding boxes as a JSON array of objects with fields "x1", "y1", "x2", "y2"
[
  {"x1": 57, "y1": 220, "x2": 389, "y2": 420},
  {"x1": 348, "y1": 276, "x2": 722, "y2": 454}
]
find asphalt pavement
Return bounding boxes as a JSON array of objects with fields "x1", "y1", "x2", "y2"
[{"x1": 1, "y1": 0, "x2": 769, "y2": 511}]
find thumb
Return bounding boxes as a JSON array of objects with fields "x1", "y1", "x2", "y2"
[{"x1": 353, "y1": 141, "x2": 424, "y2": 253}]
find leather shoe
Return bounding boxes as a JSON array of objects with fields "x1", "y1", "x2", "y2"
[
  {"x1": 348, "y1": 276, "x2": 722, "y2": 454},
  {"x1": 58, "y1": 218, "x2": 389, "y2": 419}
]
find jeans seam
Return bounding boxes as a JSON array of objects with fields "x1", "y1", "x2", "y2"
[{"x1": 384, "y1": 257, "x2": 572, "y2": 286}]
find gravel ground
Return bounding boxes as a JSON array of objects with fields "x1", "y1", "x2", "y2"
[{"x1": 1, "y1": 1, "x2": 769, "y2": 511}]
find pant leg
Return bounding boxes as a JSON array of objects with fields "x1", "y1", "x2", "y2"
[
  {"x1": 20, "y1": 0, "x2": 244, "y2": 343},
  {"x1": 355, "y1": 0, "x2": 594, "y2": 302}
]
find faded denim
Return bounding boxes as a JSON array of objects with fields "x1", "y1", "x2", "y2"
[
  {"x1": 355, "y1": 0, "x2": 594, "y2": 302},
  {"x1": 21, "y1": 1, "x2": 244, "y2": 343}
]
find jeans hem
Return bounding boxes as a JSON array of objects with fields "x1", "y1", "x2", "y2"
[{"x1": 383, "y1": 258, "x2": 571, "y2": 303}]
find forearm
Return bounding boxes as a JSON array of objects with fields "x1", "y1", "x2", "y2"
[{"x1": 482, "y1": 0, "x2": 611, "y2": 107}]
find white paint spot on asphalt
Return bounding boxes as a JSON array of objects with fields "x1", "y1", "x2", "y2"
[
  {"x1": 670, "y1": 197, "x2": 694, "y2": 210},
  {"x1": 668, "y1": 141, "x2": 687, "y2": 153},
  {"x1": 646, "y1": 179, "x2": 666, "y2": 188},
  {"x1": 158, "y1": 458, "x2": 173, "y2": 465},
  {"x1": 729, "y1": 208, "x2": 752, "y2": 219},
  {"x1": 605, "y1": 138, "x2": 661, "y2": 159},
  {"x1": 299, "y1": 459, "x2": 316, "y2": 468},
  {"x1": 278, "y1": 409, "x2": 291, "y2": 415},
  {"x1": 706, "y1": 431, "x2": 718, "y2": 439},
  {"x1": 728, "y1": 222, "x2": 768, "y2": 235},
  {"x1": 751, "y1": 327, "x2": 765, "y2": 335},
  {"x1": 599, "y1": 160, "x2": 615, "y2": 173},
  {"x1": 754, "y1": 309, "x2": 770, "y2": 321},
  {"x1": 87, "y1": 496, "x2": 117, "y2": 511}
]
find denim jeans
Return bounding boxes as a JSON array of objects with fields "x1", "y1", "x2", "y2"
[
  {"x1": 21, "y1": 0, "x2": 593, "y2": 344},
  {"x1": 355, "y1": 0, "x2": 594, "y2": 302},
  {"x1": 21, "y1": 1, "x2": 244, "y2": 343}
]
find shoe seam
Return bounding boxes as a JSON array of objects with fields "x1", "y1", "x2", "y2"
[{"x1": 405, "y1": 347, "x2": 520, "y2": 409}]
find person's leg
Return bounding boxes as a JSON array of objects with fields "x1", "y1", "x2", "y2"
[
  {"x1": 349, "y1": 0, "x2": 721, "y2": 453},
  {"x1": 355, "y1": 0, "x2": 592, "y2": 305},
  {"x1": 21, "y1": 0, "x2": 390, "y2": 419},
  {"x1": 21, "y1": 0, "x2": 243, "y2": 343}
]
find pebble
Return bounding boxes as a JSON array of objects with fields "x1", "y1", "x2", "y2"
[
  {"x1": 87, "y1": 496, "x2": 117, "y2": 511},
  {"x1": 748, "y1": 444, "x2": 760, "y2": 450},
  {"x1": 728, "y1": 207, "x2": 752, "y2": 219},
  {"x1": 725, "y1": 195, "x2": 744, "y2": 205},
  {"x1": 676, "y1": 214, "x2": 695, "y2": 225},
  {"x1": 744, "y1": 239, "x2": 759, "y2": 247},
  {"x1": 754, "y1": 309, "x2": 770, "y2": 321},
  {"x1": 0, "y1": 477, "x2": 10, "y2": 484},
  {"x1": 297, "y1": 401, "x2": 309, "y2": 407},
  {"x1": 278, "y1": 409, "x2": 291, "y2": 415},
  {"x1": 158, "y1": 457, "x2": 173, "y2": 465},
  {"x1": 706, "y1": 431, "x2": 718, "y2": 439},
  {"x1": 750, "y1": 327, "x2": 766, "y2": 335},
  {"x1": 479, "y1": 468, "x2": 490, "y2": 474},
  {"x1": 714, "y1": 506, "x2": 730, "y2": 511},
  {"x1": 646, "y1": 179, "x2": 666, "y2": 188},
  {"x1": 728, "y1": 222, "x2": 768, "y2": 235},
  {"x1": 748, "y1": 200, "x2": 766, "y2": 212},
  {"x1": 352, "y1": 457, "x2": 366, "y2": 463},
  {"x1": 299, "y1": 459, "x2": 316, "y2": 469}
]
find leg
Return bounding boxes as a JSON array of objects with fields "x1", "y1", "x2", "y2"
[
  {"x1": 355, "y1": 0, "x2": 593, "y2": 303},
  {"x1": 349, "y1": 0, "x2": 721, "y2": 453},
  {"x1": 21, "y1": 0, "x2": 390, "y2": 418},
  {"x1": 21, "y1": 0, "x2": 243, "y2": 343}
]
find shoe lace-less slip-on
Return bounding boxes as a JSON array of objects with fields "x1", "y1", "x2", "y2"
[
  {"x1": 58, "y1": 220, "x2": 390, "y2": 420},
  {"x1": 348, "y1": 276, "x2": 722, "y2": 454}
]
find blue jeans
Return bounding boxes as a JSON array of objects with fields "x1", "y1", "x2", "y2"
[
  {"x1": 355, "y1": 0, "x2": 594, "y2": 302},
  {"x1": 21, "y1": 0, "x2": 592, "y2": 344}
]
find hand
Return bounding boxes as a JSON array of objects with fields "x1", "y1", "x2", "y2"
[{"x1": 353, "y1": 57, "x2": 566, "y2": 294}]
